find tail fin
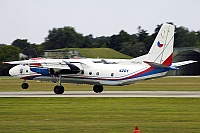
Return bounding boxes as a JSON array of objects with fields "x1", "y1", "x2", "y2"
[{"x1": 145, "y1": 23, "x2": 175, "y2": 66}]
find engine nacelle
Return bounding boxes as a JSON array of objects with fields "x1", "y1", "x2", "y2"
[
  {"x1": 31, "y1": 63, "x2": 81, "y2": 76},
  {"x1": 49, "y1": 68, "x2": 80, "y2": 75},
  {"x1": 49, "y1": 63, "x2": 81, "y2": 75}
]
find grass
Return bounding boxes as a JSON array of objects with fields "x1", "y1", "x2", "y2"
[
  {"x1": 0, "y1": 76, "x2": 199, "y2": 91},
  {"x1": 0, "y1": 77, "x2": 199, "y2": 132},
  {"x1": 67, "y1": 48, "x2": 132, "y2": 59},
  {"x1": 0, "y1": 98, "x2": 199, "y2": 133}
]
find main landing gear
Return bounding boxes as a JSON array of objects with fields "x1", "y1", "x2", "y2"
[
  {"x1": 53, "y1": 84, "x2": 103, "y2": 94},
  {"x1": 53, "y1": 84, "x2": 104, "y2": 94},
  {"x1": 20, "y1": 78, "x2": 104, "y2": 94},
  {"x1": 93, "y1": 85, "x2": 104, "y2": 93},
  {"x1": 54, "y1": 76, "x2": 65, "y2": 94},
  {"x1": 54, "y1": 85, "x2": 64, "y2": 94}
]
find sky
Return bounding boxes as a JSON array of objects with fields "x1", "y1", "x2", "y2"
[{"x1": 0, "y1": 0, "x2": 200, "y2": 44}]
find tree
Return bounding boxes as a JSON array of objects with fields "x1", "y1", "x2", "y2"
[
  {"x1": 12, "y1": 39, "x2": 30, "y2": 50},
  {"x1": 12, "y1": 39, "x2": 41, "y2": 59},
  {"x1": 137, "y1": 26, "x2": 148, "y2": 42},
  {"x1": 109, "y1": 30, "x2": 133, "y2": 51},
  {"x1": 174, "y1": 26, "x2": 200, "y2": 47},
  {"x1": 0, "y1": 45, "x2": 20, "y2": 75},
  {"x1": 196, "y1": 31, "x2": 200, "y2": 46},
  {"x1": 43, "y1": 26, "x2": 92, "y2": 50},
  {"x1": 174, "y1": 26, "x2": 189, "y2": 47},
  {"x1": 119, "y1": 42, "x2": 134, "y2": 56},
  {"x1": 137, "y1": 26, "x2": 152, "y2": 51}
]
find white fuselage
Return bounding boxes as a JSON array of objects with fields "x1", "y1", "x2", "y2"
[{"x1": 8, "y1": 58, "x2": 168, "y2": 86}]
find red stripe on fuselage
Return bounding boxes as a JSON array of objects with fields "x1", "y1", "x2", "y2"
[{"x1": 125, "y1": 67, "x2": 153, "y2": 79}]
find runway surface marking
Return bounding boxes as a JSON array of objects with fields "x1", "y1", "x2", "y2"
[{"x1": 0, "y1": 91, "x2": 199, "y2": 98}]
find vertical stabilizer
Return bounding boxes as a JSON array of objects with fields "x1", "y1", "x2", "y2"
[{"x1": 146, "y1": 23, "x2": 175, "y2": 66}]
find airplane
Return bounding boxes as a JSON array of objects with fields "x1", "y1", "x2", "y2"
[{"x1": 3, "y1": 23, "x2": 197, "y2": 94}]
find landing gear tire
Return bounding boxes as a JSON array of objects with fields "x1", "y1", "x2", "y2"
[
  {"x1": 54, "y1": 85, "x2": 64, "y2": 94},
  {"x1": 21, "y1": 83, "x2": 29, "y2": 89},
  {"x1": 93, "y1": 85, "x2": 103, "y2": 93}
]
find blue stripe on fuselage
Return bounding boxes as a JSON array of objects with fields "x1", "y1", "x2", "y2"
[{"x1": 131, "y1": 67, "x2": 169, "y2": 79}]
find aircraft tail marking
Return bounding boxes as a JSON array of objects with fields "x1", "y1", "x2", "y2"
[{"x1": 145, "y1": 23, "x2": 175, "y2": 66}]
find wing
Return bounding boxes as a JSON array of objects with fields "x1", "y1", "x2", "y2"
[
  {"x1": 3, "y1": 58, "x2": 100, "y2": 76},
  {"x1": 3, "y1": 58, "x2": 86, "y2": 75},
  {"x1": 3, "y1": 58, "x2": 64, "y2": 65},
  {"x1": 31, "y1": 61, "x2": 83, "y2": 75}
]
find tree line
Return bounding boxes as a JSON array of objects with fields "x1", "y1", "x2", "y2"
[{"x1": 0, "y1": 22, "x2": 200, "y2": 75}]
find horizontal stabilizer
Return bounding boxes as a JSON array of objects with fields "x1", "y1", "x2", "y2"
[
  {"x1": 143, "y1": 61, "x2": 170, "y2": 68},
  {"x1": 171, "y1": 60, "x2": 198, "y2": 67},
  {"x1": 144, "y1": 60, "x2": 198, "y2": 70},
  {"x1": 143, "y1": 61, "x2": 178, "y2": 70}
]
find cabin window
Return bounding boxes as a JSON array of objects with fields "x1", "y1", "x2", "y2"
[
  {"x1": 26, "y1": 70, "x2": 28, "y2": 73},
  {"x1": 89, "y1": 72, "x2": 92, "y2": 75},
  {"x1": 96, "y1": 72, "x2": 99, "y2": 75},
  {"x1": 111, "y1": 73, "x2": 114, "y2": 76}
]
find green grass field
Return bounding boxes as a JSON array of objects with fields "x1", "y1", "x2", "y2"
[
  {"x1": 0, "y1": 98, "x2": 199, "y2": 133},
  {"x1": 67, "y1": 48, "x2": 132, "y2": 59},
  {"x1": 0, "y1": 76, "x2": 199, "y2": 91},
  {"x1": 0, "y1": 77, "x2": 199, "y2": 133}
]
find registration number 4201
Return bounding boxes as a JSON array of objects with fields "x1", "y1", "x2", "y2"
[{"x1": 119, "y1": 69, "x2": 129, "y2": 73}]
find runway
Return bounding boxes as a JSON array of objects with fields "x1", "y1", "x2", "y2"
[{"x1": 0, "y1": 91, "x2": 199, "y2": 98}]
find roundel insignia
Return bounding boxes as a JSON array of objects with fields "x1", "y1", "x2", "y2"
[{"x1": 157, "y1": 41, "x2": 163, "y2": 48}]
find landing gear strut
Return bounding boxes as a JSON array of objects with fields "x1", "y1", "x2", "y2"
[
  {"x1": 93, "y1": 85, "x2": 103, "y2": 93},
  {"x1": 54, "y1": 76, "x2": 65, "y2": 94}
]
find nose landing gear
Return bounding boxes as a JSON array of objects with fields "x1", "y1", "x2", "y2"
[{"x1": 21, "y1": 82, "x2": 29, "y2": 89}]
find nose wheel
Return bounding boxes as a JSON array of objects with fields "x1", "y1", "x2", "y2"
[{"x1": 21, "y1": 82, "x2": 29, "y2": 89}]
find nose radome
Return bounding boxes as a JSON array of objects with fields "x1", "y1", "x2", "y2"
[{"x1": 9, "y1": 66, "x2": 19, "y2": 76}]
